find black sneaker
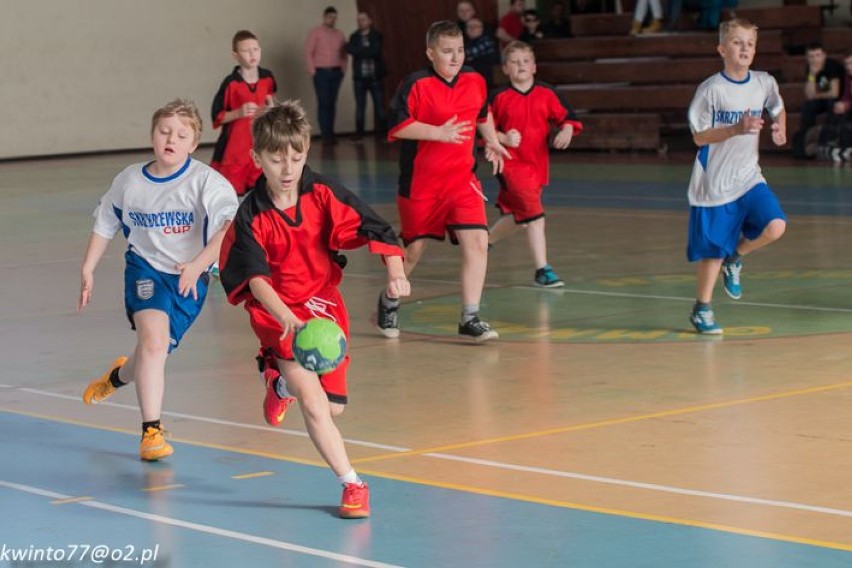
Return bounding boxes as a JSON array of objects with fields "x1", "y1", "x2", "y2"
[
  {"x1": 458, "y1": 316, "x2": 499, "y2": 342},
  {"x1": 376, "y1": 293, "x2": 400, "y2": 338}
]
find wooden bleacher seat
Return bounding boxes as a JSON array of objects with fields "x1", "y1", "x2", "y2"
[{"x1": 571, "y1": 114, "x2": 661, "y2": 150}]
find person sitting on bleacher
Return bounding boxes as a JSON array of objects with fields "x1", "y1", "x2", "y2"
[
  {"x1": 792, "y1": 43, "x2": 845, "y2": 159},
  {"x1": 630, "y1": 0, "x2": 664, "y2": 35}
]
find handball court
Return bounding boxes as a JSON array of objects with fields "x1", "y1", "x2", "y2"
[{"x1": 1, "y1": 140, "x2": 851, "y2": 567}]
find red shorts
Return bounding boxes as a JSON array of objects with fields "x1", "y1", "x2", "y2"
[
  {"x1": 496, "y1": 163, "x2": 545, "y2": 223},
  {"x1": 213, "y1": 160, "x2": 262, "y2": 196},
  {"x1": 398, "y1": 175, "x2": 488, "y2": 245},
  {"x1": 245, "y1": 286, "x2": 350, "y2": 403}
]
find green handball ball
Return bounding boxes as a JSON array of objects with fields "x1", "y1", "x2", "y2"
[{"x1": 292, "y1": 318, "x2": 347, "y2": 375}]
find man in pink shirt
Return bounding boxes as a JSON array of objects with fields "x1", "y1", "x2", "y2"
[{"x1": 305, "y1": 6, "x2": 349, "y2": 145}]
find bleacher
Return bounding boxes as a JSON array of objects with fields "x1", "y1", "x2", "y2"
[{"x1": 532, "y1": 4, "x2": 850, "y2": 152}]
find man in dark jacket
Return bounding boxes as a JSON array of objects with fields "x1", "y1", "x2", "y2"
[{"x1": 347, "y1": 11, "x2": 387, "y2": 140}]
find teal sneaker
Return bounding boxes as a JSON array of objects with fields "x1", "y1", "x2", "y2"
[
  {"x1": 721, "y1": 258, "x2": 742, "y2": 299},
  {"x1": 690, "y1": 304, "x2": 723, "y2": 335},
  {"x1": 534, "y1": 265, "x2": 564, "y2": 288}
]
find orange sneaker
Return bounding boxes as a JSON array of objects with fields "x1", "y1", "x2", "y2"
[
  {"x1": 82, "y1": 356, "x2": 128, "y2": 405},
  {"x1": 140, "y1": 425, "x2": 174, "y2": 461},
  {"x1": 339, "y1": 482, "x2": 370, "y2": 519}
]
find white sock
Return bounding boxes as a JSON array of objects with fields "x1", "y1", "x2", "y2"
[
  {"x1": 274, "y1": 377, "x2": 292, "y2": 399},
  {"x1": 338, "y1": 469, "x2": 360, "y2": 485}
]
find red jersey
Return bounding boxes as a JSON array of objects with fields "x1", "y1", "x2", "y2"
[
  {"x1": 489, "y1": 82, "x2": 583, "y2": 187},
  {"x1": 388, "y1": 67, "x2": 489, "y2": 198},
  {"x1": 219, "y1": 166, "x2": 403, "y2": 307},
  {"x1": 210, "y1": 67, "x2": 277, "y2": 169}
]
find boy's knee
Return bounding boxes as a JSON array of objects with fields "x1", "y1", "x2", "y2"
[
  {"x1": 764, "y1": 219, "x2": 786, "y2": 241},
  {"x1": 137, "y1": 334, "x2": 170, "y2": 356}
]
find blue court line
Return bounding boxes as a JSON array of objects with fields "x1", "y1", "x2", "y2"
[{"x1": 2, "y1": 412, "x2": 851, "y2": 567}]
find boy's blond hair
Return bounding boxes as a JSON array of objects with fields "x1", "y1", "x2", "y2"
[
  {"x1": 718, "y1": 18, "x2": 758, "y2": 44},
  {"x1": 151, "y1": 99, "x2": 202, "y2": 144},
  {"x1": 502, "y1": 40, "x2": 535, "y2": 63},
  {"x1": 426, "y1": 20, "x2": 462, "y2": 48},
  {"x1": 232, "y1": 30, "x2": 258, "y2": 52},
  {"x1": 252, "y1": 100, "x2": 311, "y2": 154}
]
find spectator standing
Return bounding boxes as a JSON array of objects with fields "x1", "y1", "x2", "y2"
[
  {"x1": 305, "y1": 6, "x2": 349, "y2": 145},
  {"x1": 347, "y1": 11, "x2": 387, "y2": 141}
]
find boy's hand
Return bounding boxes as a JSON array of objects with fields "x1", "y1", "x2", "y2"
[
  {"x1": 277, "y1": 309, "x2": 304, "y2": 340},
  {"x1": 437, "y1": 115, "x2": 473, "y2": 144},
  {"x1": 240, "y1": 102, "x2": 260, "y2": 118},
  {"x1": 505, "y1": 129, "x2": 522, "y2": 148},
  {"x1": 771, "y1": 122, "x2": 786, "y2": 146},
  {"x1": 737, "y1": 109, "x2": 764, "y2": 135},
  {"x1": 387, "y1": 276, "x2": 411, "y2": 299},
  {"x1": 484, "y1": 140, "x2": 511, "y2": 175},
  {"x1": 78, "y1": 271, "x2": 94, "y2": 312},
  {"x1": 552, "y1": 126, "x2": 574, "y2": 149},
  {"x1": 176, "y1": 260, "x2": 206, "y2": 301}
]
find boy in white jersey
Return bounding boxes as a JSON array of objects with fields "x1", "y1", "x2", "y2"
[
  {"x1": 77, "y1": 100, "x2": 238, "y2": 460},
  {"x1": 686, "y1": 19, "x2": 787, "y2": 334}
]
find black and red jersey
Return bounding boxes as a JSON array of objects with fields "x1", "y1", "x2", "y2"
[
  {"x1": 210, "y1": 67, "x2": 277, "y2": 168},
  {"x1": 489, "y1": 82, "x2": 583, "y2": 187},
  {"x1": 219, "y1": 166, "x2": 402, "y2": 306},
  {"x1": 388, "y1": 67, "x2": 488, "y2": 198}
]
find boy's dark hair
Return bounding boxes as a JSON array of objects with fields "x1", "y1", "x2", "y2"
[
  {"x1": 426, "y1": 20, "x2": 462, "y2": 48},
  {"x1": 252, "y1": 100, "x2": 312, "y2": 155},
  {"x1": 324, "y1": 6, "x2": 337, "y2": 15},
  {"x1": 232, "y1": 30, "x2": 258, "y2": 52},
  {"x1": 806, "y1": 42, "x2": 825, "y2": 52}
]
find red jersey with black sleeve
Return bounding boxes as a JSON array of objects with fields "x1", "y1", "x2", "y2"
[
  {"x1": 210, "y1": 67, "x2": 277, "y2": 169},
  {"x1": 489, "y1": 81, "x2": 583, "y2": 187},
  {"x1": 388, "y1": 66, "x2": 489, "y2": 199},
  {"x1": 219, "y1": 166, "x2": 403, "y2": 307}
]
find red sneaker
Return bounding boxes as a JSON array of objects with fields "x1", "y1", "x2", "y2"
[
  {"x1": 339, "y1": 482, "x2": 370, "y2": 519},
  {"x1": 263, "y1": 375, "x2": 294, "y2": 427}
]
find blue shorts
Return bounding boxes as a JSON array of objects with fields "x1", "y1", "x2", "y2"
[
  {"x1": 687, "y1": 183, "x2": 786, "y2": 262},
  {"x1": 123, "y1": 251, "x2": 209, "y2": 353}
]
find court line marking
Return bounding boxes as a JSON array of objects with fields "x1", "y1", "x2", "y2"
[
  {"x1": 4, "y1": 408, "x2": 852, "y2": 553},
  {"x1": 2, "y1": 414, "x2": 851, "y2": 556},
  {"x1": 232, "y1": 471, "x2": 275, "y2": 480},
  {"x1": 0, "y1": 479, "x2": 402, "y2": 568},
  {"x1": 350, "y1": 380, "x2": 852, "y2": 461}
]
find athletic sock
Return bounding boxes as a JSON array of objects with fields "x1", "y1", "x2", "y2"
[
  {"x1": 108, "y1": 367, "x2": 126, "y2": 389},
  {"x1": 461, "y1": 304, "x2": 479, "y2": 324},
  {"x1": 274, "y1": 377, "x2": 292, "y2": 399},
  {"x1": 338, "y1": 469, "x2": 361, "y2": 485},
  {"x1": 142, "y1": 420, "x2": 161, "y2": 434}
]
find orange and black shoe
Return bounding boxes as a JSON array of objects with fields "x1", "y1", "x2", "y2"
[
  {"x1": 257, "y1": 349, "x2": 294, "y2": 427},
  {"x1": 339, "y1": 482, "x2": 371, "y2": 519},
  {"x1": 82, "y1": 356, "x2": 128, "y2": 405},
  {"x1": 140, "y1": 425, "x2": 174, "y2": 461}
]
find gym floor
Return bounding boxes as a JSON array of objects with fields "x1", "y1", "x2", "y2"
[{"x1": 1, "y1": 140, "x2": 851, "y2": 567}]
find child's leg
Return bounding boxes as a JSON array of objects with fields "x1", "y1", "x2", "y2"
[
  {"x1": 525, "y1": 218, "x2": 548, "y2": 269},
  {"x1": 695, "y1": 258, "x2": 723, "y2": 303},
  {"x1": 456, "y1": 229, "x2": 489, "y2": 307},
  {"x1": 488, "y1": 215, "x2": 519, "y2": 245},
  {"x1": 403, "y1": 239, "x2": 428, "y2": 277},
  {"x1": 279, "y1": 359, "x2": 353, "y2": 477},
  {"x1": 735, "y1": 219, "x2": 786, "y2": 256},
  {"x1": 131, "y1": 309, "x2": 171, "y2": 423}
]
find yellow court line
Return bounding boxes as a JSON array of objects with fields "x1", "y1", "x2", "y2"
[
  {"x1": 3, "y1": 406, "x2": 852, "y2": 553},
  {"x1": 352, "y1": 379, "x2": 852, "y2": 464},
  {"x1": 231, "y1": 471, "x2": 275, "y2": 480},
  {"x1": 142, "y1": 484, "x2": 185, "y2": 493},
  {"x1": 51, "y1": 496, "x2": 92, "y2": 505}
]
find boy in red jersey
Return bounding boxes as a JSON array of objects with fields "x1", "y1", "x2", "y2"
[
  {"x1": 376, "y1": 20, "x2": 509, "y2": 342},
  {"x1": 219, "y1": 100, "x2": 409, "y2": 519},
  {"x1": 488, "y1": 41, "x2": 583, "y2": 287},
  {"x1": 211, "y1": 30, "x2": 277, "y2": 195}
]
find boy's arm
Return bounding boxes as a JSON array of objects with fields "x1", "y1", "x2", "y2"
[
  {"x1": 393, "y1": 116, "x2": 475, "y2": 143},
  {"x1": 78, "y1": 233, "x2": 111, "y2": 312},
  {"x1": 477, "y1": 112, "x2": 512, "y2": 174},
  {"x1": 383, "y1": 255, "x2": 410, "y2": 300},
  {"x1": 248, "y1": 277, "x2": 303, "y2": 338},
  {"x1": 176, "y1": 222, "x2": 231, "y2": 300},
  {"x1": 770, "y1": 108, "x2": 787, "y2": 147}
]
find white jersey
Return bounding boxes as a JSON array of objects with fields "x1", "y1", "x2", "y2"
[
  {"x1": 686, "y1": 70, "x2": 784, "y2": 206},
  {"x1": 93, "y1": 158, "x2": 238, "y2": 274}
]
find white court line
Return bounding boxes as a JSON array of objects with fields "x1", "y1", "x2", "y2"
[
  {"x1": 2, "y1": 386, "x2": 409, "y2": 452},
  {"x1": 0, "y1": 479, "x2": 403, "y2": 568},
  {"x1": 515, "y1": 286, "x2": 852, "y2": 314},
  {"x1": 4, "y1": 385, "x2": 852, "y2": 520},
  {"x1": 427, "y1": 454, "x2": 852, "y2": 519}
]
